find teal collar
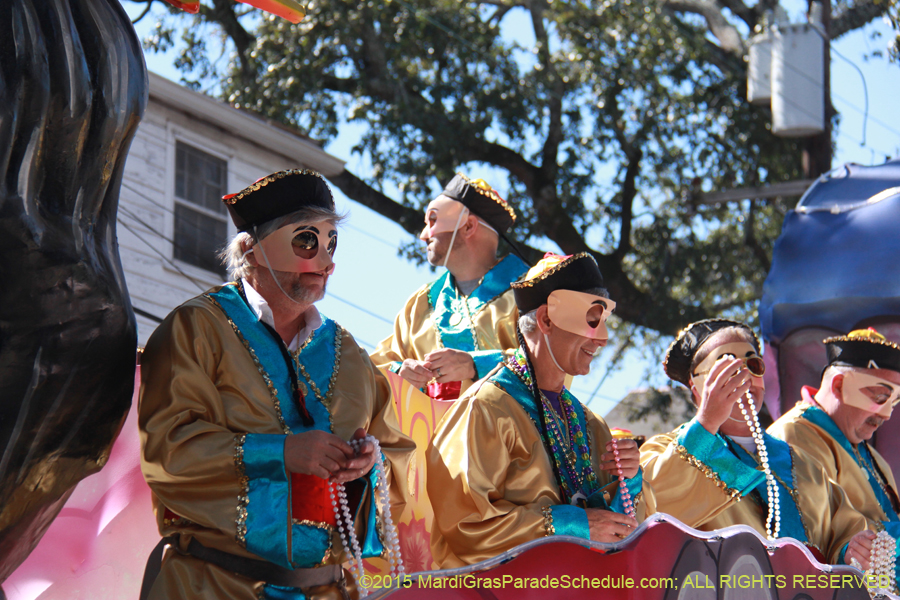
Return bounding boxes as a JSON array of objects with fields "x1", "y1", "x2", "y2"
[
  {"x1": 207, "y1": 283, "x2": 338, "y2": 433},
  {"x1": 491, "y1": 363, "x2": 599, "y2": 501},
  {"x1": 725, "y1": 433, "x2": 808, "y2": 543},
  {"x1": 801, "y1": 404, "x2": 900, "y2": 521},
  {"x1": 427, "y1": 254, "x2": 528, "y2": 351}
]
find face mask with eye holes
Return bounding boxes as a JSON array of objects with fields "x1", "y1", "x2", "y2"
[
  {"x1": 419, "y1": 196, "x2": 468, "y2": 240},
  {"x1": 253, "y1": 221, "x2": 337, "y2": 274},
  {"x1": 546, "y1": 290, "x2": 616, "y2": 341},
  {"x1": 842, "y1": 370, "x2": 900, "y2": 419}
]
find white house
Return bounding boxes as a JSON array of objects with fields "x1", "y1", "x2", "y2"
[{"x1": 119, "y1": 72, "x2": 345, "y2": 345}]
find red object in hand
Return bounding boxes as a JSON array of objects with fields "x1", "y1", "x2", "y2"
[{"x1": 427, "y1": 380, "x2": 462, "y2": 401}]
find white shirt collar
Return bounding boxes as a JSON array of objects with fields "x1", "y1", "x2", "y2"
[{"x1": 242, "y1": 278, "x2": 323, "y2": 351}]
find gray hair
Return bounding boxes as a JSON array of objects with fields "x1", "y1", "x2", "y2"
[
  {"x1": 517, "y1": 287, "x2": 610, "y2": 334},
  {"x1": 219, "y1": 205, "x2": 347, "y2": 280}
]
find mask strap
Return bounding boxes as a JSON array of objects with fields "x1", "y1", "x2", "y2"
[
  {"x1": 253, "y1": 226, "x2": 304, "y2": 306},
  {"x1": 543, "y1": 332, "x2": 566, "y2": 373},
  {"x1": 241, "y1": 248, "x2": 254, "y2": 263},
  {"x1": 477, "y1": 218, "x2": 498, "y2": 236},
  {"x1": 441, "y1": 208, "x2": 469, "y2": 269}
]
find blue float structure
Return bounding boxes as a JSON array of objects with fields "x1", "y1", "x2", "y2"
[{"x1": 759, "y1": 158, "x2": 900, "y2": 477}]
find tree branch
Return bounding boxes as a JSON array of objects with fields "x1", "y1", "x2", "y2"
[
  {"x1": 744, "y1": 199, "x2": 771, "y2": 271},
  {"x1": 717, "y1": 0, "x2": 755, "y2": 29},
  {"x1": 661, "y1": 0, "x2": 745, "y2": 55},
  {"x1": 527, "y1": 0, "x2": 564, "y2": 183},
  {"x1": 199, "y1": 0, "x2": 256, "y2": 81},
  {"x1": 831, "y1": 0, "x2": 890, "y2": 39},
  {"x1": 132, "y1": 0, "x2": 155, "y2": 24},
  {"x1": 328, "y1": 170, "x2": 423, "y2": 235},
  {"x1": 614, "y1": 146, "x2": 643, "y2": 259}
]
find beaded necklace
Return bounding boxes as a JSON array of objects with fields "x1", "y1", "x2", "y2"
[
  {"x1": 610, "y1": 438, "x2": 636, "y2": 520},
  {"x1": 851, "y1": 444, "x2": 899, "y2": 513},
  {"x1": 850, "y1": 530, "x2": 897, "y2": 597},
  {"x1": 506, "y1": 348, "x2": 598, "y2": 504},
  {"x1": 736, "y1": 393, "x2": 780, "y2": 540},
  {"x1": 329, "y1": 435, "x2": 404, "y2": 596},
  {"x1": 293, "y1": 326, "x2": 343, "y2": 411}
]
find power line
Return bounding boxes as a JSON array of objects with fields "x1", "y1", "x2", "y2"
[
  {"x1": 134, "y1": 305, "x2": 165, "y2": 323},
  {"x1": 325, "y1": 292, "x2": 395, "y2": 326},
  {"x1": 117, "y1": 218, "x2": 210, "y2": 293},
  {"x1": 345, "y1": 223, "x2": 401, "y2": 249}
]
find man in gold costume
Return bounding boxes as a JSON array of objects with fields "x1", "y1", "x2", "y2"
[
  {"x1": 370, "y1": 174, "x2": 528, "y2": 400},
  {"x1": 640, "y1": 319, "x2": 873, "y2": 565},
  {"x1": 427, "y1": 253, "x2": 653, "y2": 568},
  {"x1": 139, "y1": 170, "x2": 414, "y2": 600},
  {"x1": 769, "y1": 328, "x2": 900, "y2": 571}
]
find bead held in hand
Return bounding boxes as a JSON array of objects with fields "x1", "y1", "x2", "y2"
[{"x1": 328, "y1": 434, "x2": 404, "y2": 596}]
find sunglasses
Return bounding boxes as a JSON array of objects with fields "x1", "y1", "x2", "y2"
[{"x1": 691, "y1": 344, "x2": 766, "y2": 380}]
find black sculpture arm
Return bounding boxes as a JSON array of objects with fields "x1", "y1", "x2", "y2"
[{"x1": 0, "y1": 0, "x2": 145, "y2": 583}]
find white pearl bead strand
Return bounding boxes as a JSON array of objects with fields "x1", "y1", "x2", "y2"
[
  {"x1": 329, "y1": 434, "x2": 404, "y2": 597},
  {"x1": 851, "y1": 530, "x2": 897, "y2": 598},
  {"x1": 737, "y1": 393, "x2": 780, "y2": 541}
]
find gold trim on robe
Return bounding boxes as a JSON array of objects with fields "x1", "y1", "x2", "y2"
[
  {"x1": 640, "y1": 425, "x2": 868, "y2": 563},
  {"x1": 139, "y1": 288, "x2": 414, "y2": 599},
  {"x1": 426, "y1": 377, "x2": 656, "y2": 569},
  {"x1": 770, "y1": 402, "x2": 899, "y2": 525}
]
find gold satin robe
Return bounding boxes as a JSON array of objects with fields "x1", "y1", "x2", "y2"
[
  {"x1": 370, "y1": 254, "x2": 528, "y2": 394},
  {"x1": 640, "y1": 421, "x2": 868, "y2": 563},
  {"x1": 139, "y1": 288, "x2": 414, "y2": 600},
  {"x1": 769, "y1": 401, "x2": 900, "y2": 528},
  {"x1": 426, "y1": 369, "x2": 655, "y2": 569}
]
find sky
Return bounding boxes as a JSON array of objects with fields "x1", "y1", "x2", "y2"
[{"x1": 122, "y1": 1, "x2": 900, "y2": 416}]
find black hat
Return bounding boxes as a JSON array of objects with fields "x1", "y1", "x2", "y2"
[
  {"x1": 823, "y1": 328, "x2": 900, "y2": 372},
  {"x1": 511, "y1": 253, "x2": 604, "y2": 314},
  {"x1": 440, "y1": 173, "x2": 517, "y2": 234},
  {"x1": 664, "y1": 319, "x2": 761, "y2": 387},
  {"x1": 223, "y1": 169, "x2": 335, "y2": 232}
]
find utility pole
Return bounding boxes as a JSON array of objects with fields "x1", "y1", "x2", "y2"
[{"x1": 803, "y1": 0, "x2": 832, "y2": 178}]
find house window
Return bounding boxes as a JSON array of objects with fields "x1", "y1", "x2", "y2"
[{"x1": 173, "y1": 142, "x2": 228, "y2": 277}]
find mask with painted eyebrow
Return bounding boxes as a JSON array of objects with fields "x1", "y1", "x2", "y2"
[
  {"x1": 546, "y1": 289, "x2": 616, "y2": 340},
  {"x1": 842, "y1": 370, "x2": 900, "y2": 418},
  {"x1": 253, "y1": 221, "x2": 337, "y2": 274},
  {"x1": 420, "y1": 195, "x2": 468, "y2": 239}
]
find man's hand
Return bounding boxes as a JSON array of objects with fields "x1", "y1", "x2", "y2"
[
  {"x1": 330, "y1": 428, "x2": 378, "y2": 484},
  {"x1": 696, "y1": 356, "x2": 752, "y2": 435},
  {"x1": 398, "y1": 359, "x2": 434, "y2": 388},
  {"x1": 845, "y1": 530, "x2": 876, "y2": 570},
  {"x1": 600, "y1": 439, "x2": 640, "y2": 479},
  {"x1": 284, "y1": 430, "x2": 355, "y2": 479},
  {"x1": 423, "y1": 348, "x2": 477, "y2": 383},
  {"x1": 585, "y1": 508, "x2": 639, "y2": 543}
]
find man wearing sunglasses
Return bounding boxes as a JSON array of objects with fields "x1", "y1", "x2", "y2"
[
  {"x1": 770, "y1": 328, "x2": 900, "y2": 570},
  {"x1": 138, "y1": 169, "x2": 414, "y2": 599},
  {"x1": 370, "y1": 173, "x2": 528, "y2": 400},
  {"x1": 427, "y1": 253, "x2": 655, "y2": 568},
  {"x1": 640, "y1": 319, "x2": 873, "y2": 567}
]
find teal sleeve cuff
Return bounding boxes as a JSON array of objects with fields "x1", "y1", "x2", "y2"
[
  {"x1": 610, "y1": 468, "x2": 642, "y2": 514},
  {"x1": 360, "y1": 458, "x2": 386, "y2": 559},
  {"x1": 243, "y1": 433, "x2": 289, "y2": 482},
  {"x1": 883, "y1": 522, "x2": 900, "y2": 559},
  {"x1": 550, "y1": 504, "x2": 590, "y2": 540},
  {"x1": 676, "y1": 418, "x2": 764, "y2": 496},
  {"x1": 388, "y1": 361, "x2": 402, "y2": 374},
  {"x1": 471, "y1": 350, "x2": 505, "y2": 379},
  {"x1": 242, "y1": 434, "x2": 291, "y2": 568}
]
